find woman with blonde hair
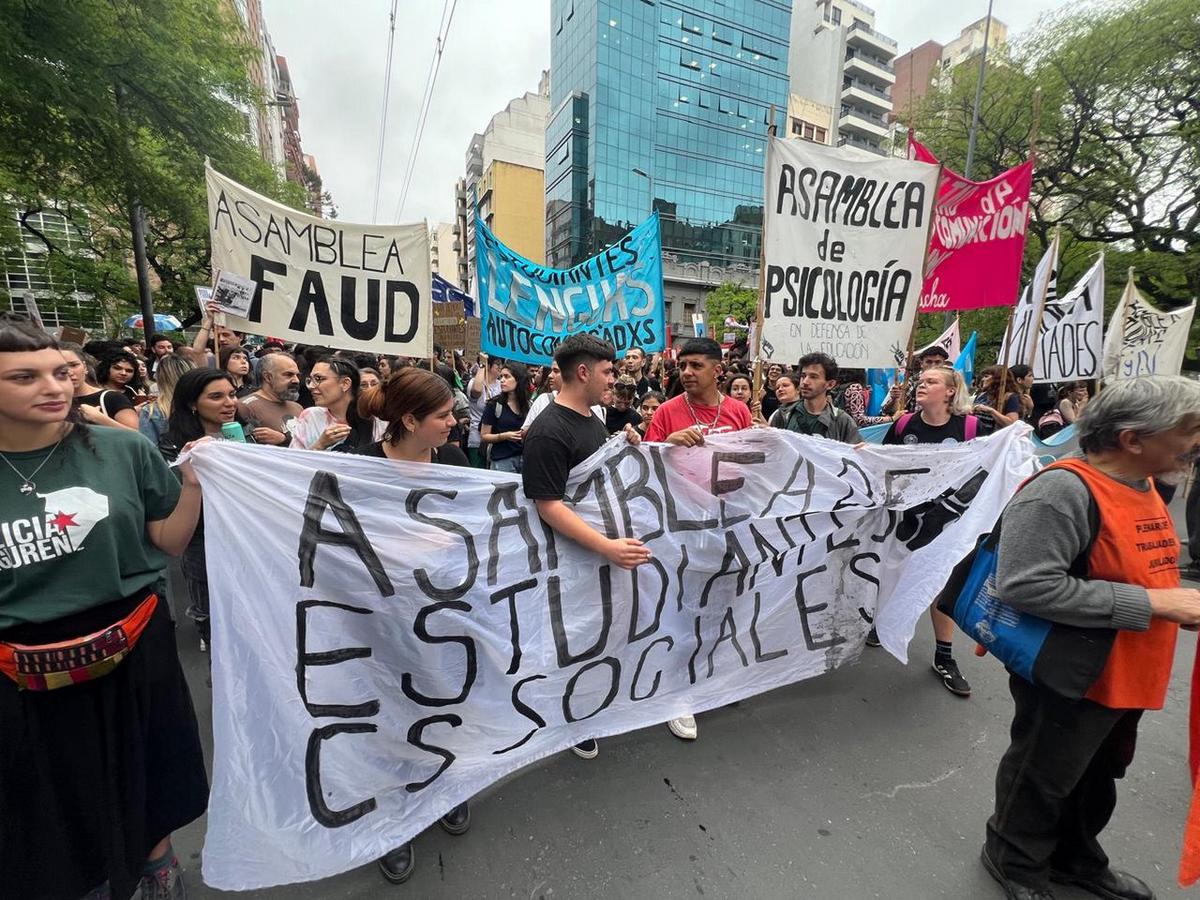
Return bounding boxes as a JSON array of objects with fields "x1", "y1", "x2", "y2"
[
  {"x1": 138, "y1": 353, "x2": 195, "y2": 444},
  {"x1": 884, "y1": 365, "x2": 979, "y2": 446},
  {"x1": 880, "y1": 365, "x2": 981, "y2": 697}
]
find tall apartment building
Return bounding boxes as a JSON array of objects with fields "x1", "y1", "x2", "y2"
[
  {"x1": 788, "y1": 0, "x2": 896, "y2": 155},
  {"x1": 545, "y1": 0, "x2": 790, "y2": 282},
  {"x1": 891, "y1": 16, "x2": 1008, "y2": 124},
  {"x1": 460, "y1": 72, "x2": 551, "y2": 292},
  {"x1": 429, "y1": 222, "x2": 459, "y2": 276},
  {"x1": 230, "y1": 2, "x2": 323, "y2": 214}
]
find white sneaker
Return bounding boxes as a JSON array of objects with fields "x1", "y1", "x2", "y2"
[{"x1": 667, "y1": 715, "x2": 698, "y2": 741}]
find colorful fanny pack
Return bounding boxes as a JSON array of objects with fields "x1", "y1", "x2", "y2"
[{"x1": 0, "y1": 594, "x2": 158, "y2": 691}]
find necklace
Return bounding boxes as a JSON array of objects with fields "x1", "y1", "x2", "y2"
[
  {"x1": 0, "y1": 435, "x2": 67, "y2": 495},
  {"x1": 684, "y1": 393, "x2": 723, "y2": 430}
]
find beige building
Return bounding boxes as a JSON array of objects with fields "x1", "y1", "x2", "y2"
[
  {"x1": 429, "y1": 222, "x2": 459, "y2": 277},
  {"x1": 461, "y1": 71, "x2": 551, "y2": 290},
  {"x1": 892, "y1": 16, "x2": 1008, "y2": 124},
  {"x1": 787, "y1": 94, "x2": 834, "y2": 145}
]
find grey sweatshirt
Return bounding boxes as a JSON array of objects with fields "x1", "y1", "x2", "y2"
[{"x1": 996, "y1": 467, "x2": 1153, "y2": 632}]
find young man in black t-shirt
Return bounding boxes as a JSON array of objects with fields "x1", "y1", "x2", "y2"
[{"x1": 523, "y1": 334, "x2": 650, "y2": 760}]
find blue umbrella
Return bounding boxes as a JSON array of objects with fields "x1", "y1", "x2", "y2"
[{"x1": 123, "y1": 313, "x2": 182, "y2": 331}]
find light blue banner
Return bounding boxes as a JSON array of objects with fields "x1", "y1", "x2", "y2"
[
  {"x1": 955, "y1": 330, "x2": 978, "y2": 388},
  {"x1": 475, "y1": 213, "x2": 666, "y2": 365}
]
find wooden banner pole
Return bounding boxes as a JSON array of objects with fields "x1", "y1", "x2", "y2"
[
  {"x1": 1025, "y1": 225, "x2": 1061, "y2": 369},
  {"x1": 752, "y1": 104, "x2": 777, "y2": 409}
]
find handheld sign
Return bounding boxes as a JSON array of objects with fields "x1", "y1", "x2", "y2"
[{"x1": 211, "y1": 271, "x2": 256, "y2": 318}]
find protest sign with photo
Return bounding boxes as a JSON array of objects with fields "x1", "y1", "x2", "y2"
[
  {"x1": 189, "y1": 427, "x2": 1033, "y2": 889},
  {"x1": 205, "y1": 164, "x2": 432, "y2": 355},
  {"x1": 1102, "y1": 273, "x2": 1196, "y2": 379},
  {"x1": 475, "y1": 213, "x2": 665, "y2": 366},
  {"x1": 211, "y1": 271, "x2": 256, "y2": 318},
  {"x1": 762, "y1": 137, "x2": 939, "y2": 369},
  {"x1": 909, "y1": 137, "x2": 1034, "y2": 313}
]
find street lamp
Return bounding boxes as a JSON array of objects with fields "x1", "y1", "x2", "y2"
[{"x1": 631, "y1": 167, "x2": 654, "y2": 217}]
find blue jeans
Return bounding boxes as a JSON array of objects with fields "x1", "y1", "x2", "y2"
[{"x1": 491, "y1": 456, "x2": 523, "y2": 473}]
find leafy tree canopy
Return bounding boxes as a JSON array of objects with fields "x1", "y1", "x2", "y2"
[
  {"x1": 0, "y1": 0, "x2": 306, "y2": 331},
  {"x1": 705, "y1": 281, "x2": 758, "y2": 331},
  {"x1": 906, "y1": 0, "x2": 1199, "y2": 366}
]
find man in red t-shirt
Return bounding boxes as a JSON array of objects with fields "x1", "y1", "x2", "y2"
[
  {"x1": 644, "y1": 337, "x2": 752, "y2": 742},
  {"x1": 645, "y1": 337, "x2": 752, "y2": 445}
]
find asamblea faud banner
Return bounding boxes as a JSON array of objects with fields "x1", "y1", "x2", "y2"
[
  {"x1": 762, "y1": 137, "x2": 939, "y2": 370},
  {"x1": 909, "y1": 136, "x2": 1034, "y2": 313},
  {"x1": 188, "y1": 426, "x2": 1034, "y2": 889},
  {"x1": 205, "y1": 165, "x2": 432, "y2": 356},
  {"x1": 475, "y1": 213, "x2": 665, "y2": 365},
  {"x1": 1030, "y1": 254, "x2": 1105, "y2": 383},
  {"x1": 1102, "y1": 272, "x2": 1196, "y2": 379}
]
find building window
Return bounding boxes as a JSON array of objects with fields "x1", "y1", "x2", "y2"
[
  {"x1": 814, "y1": 126, "x2": 828, "y2": 143},
  {"x1": 832, "y1": 6, "x2": 842, "y2": 24},
  {"x1": 803, "y1": 123, "x2": 815, "y2": 140},
  {"x1": 791, "y1": 118, "x2": 802, "y2": 135}
]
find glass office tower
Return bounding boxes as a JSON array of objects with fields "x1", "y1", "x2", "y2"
[{"x1": 546, "y1": 0, "x2": 791, "y2": 269}]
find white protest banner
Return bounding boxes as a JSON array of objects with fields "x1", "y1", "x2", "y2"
[
  {"x1": 1030, "y1": 255, "x2": 1104, "y2": 383},
  {"x1": 1103, "y1": 272, "x2": 1196, "y2": 379},
  {"x1": 762, "y1": 137, "x2": 939, "y2": 369},
  {"x1": 205, "y1": 164, "x2": 431, "y2": 355},
  {"x1": 997, "y1": 234, "x2": 1060, "y2": 366},
  {"x1": 189, "y1": 427, "x2": 1033, "y2": 890},
  {"x1": 917, "y1": 318, "x2": 961, "y2": 361}
]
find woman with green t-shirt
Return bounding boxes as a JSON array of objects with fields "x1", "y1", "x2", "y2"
[{"x1": 0, "y1": 315, "x2": 208, "y2": 900}]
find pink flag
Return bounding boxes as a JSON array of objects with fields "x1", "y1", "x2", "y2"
[{"x1": 910, "y1": 136, "x2": 1034, "y2": 313}]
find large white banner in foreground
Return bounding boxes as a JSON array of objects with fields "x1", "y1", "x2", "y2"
[{"x1": 189, "y1": 428, "x2": 1033, "y2": 890}]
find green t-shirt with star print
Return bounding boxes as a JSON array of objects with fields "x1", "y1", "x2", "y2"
[{"x1": 0, "y1": 426, "x2": 180, "y2": 630}]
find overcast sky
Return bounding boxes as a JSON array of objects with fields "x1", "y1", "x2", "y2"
[{"x1": 262, "y1": 0, "x2": 1065, "y2": 228}]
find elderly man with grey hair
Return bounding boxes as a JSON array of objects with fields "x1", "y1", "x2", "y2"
[{"x1": 982, "y1": 376, "x2": 1200, "y2": 900}]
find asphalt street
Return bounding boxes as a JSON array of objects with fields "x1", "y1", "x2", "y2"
[{"x1": 171, "y1": 530, "x2": 1200, "y2": 900}]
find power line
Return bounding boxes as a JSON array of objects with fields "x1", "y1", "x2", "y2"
[
  {"x1": 392, "y1": 0, "x2": 459, "y2": 222},
  {"x1": 370, "y1": 0, "x2": 401, "y2": 223}
]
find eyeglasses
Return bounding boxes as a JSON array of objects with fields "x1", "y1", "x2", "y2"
[{"x1": 305, "y1": 375, "x2": 330, "y2": 386}]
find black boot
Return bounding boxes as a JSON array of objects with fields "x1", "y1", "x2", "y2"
[
  {"x1": 439, "y1": 802, "x2": 470, "y2": 836},
  {"x1": 378, "y1": 842, "x2": 415, "y2": 884}
]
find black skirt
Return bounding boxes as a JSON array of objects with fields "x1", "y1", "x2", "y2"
[{"x1": 0, "y1": 593, "x2": 209, "y2": 900}]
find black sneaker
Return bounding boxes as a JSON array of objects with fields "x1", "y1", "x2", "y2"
[
  {"x1": 865, "y1": 627, "x2": 881, "y2": 647},
  {"x1": 932, "y1": 658, "x2": 971, "y2": 697},
  {"x1": 571, "y1": 739, "x2": 599, "y2": 759}
]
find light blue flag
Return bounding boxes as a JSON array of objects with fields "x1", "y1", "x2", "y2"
[
  {"x1": 955, "y1": 330, "x2": 978, "y2": 388},
  {"x1": 475, "y1": 213, "x2": 666, "y2": 366},
  {"x1": 866, "y1": 368, "x2": 893, "y2": 416}
]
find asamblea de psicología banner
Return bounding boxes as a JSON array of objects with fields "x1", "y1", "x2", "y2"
[
  {"x1": 762, "y1": 137, "x2": 940, "y2": 370},
  {"x1": 909, "y1": 136, "x2": 1034, "y2": 313},
  {"x1": 475, "y1": 213, "x2": 665, "y2": 366},
  {"x1": 205, "y1": 165, "x2": 432, "y2": 356},
  {"x1": 1102, "y1": 272, "x2": 1196, "y2": 379},
  {"x1": 189, "y1": 426, "x2": 1034, "y2": 890}
]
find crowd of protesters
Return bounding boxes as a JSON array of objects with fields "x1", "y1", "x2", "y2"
[{"x1": 2, "y1": 308, "x2": 1199, "y2": 900}]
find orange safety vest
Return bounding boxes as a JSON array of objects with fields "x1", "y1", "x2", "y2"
[{"x1": 1050, "y1": 458, "x2": 1180, "y2": 710}]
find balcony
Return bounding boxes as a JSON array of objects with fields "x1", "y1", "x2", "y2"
[
  {"x1": 842, "y1": 78, "x2": 891, "y2": 115},
  {"x1": 844, "y1": 48, "x2": 895, "y2": 85},
  {"x1": 840, "y1": 105, "x2": 890, "y2": 139},
  {"x1": 452, "y1": 240, "x2": 461, "y2": 253},
  {"x1": 451, "y1": 222, "x2": 461, "y2": 236},
  {"x1": 838, "y1": 133, "x2": 886, "y2": 156},
  {"x1": 846, "y1": 20, "x2": 897, "y2": 55}
]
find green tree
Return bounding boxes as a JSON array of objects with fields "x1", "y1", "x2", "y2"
[
  {"x1": 705, "y1": 281, "x2": 758, "y2": 331},
  {"x1": 908, "y1": 0, "x2": 1200, "y2": 366},
  {"x1": 0, "y1": 0, "x2": 305, "y2": 330}
]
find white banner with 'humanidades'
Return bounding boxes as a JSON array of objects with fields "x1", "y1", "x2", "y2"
[
  {"x1": 762, "y1": 137, "x2": 940, "y2": 369},
  {"x1": 205, "y1": 165, "x2": 432, "y2": 356},
  {"x1": 190, "y1": 428, "x2": 1034, "y2": 890}
]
